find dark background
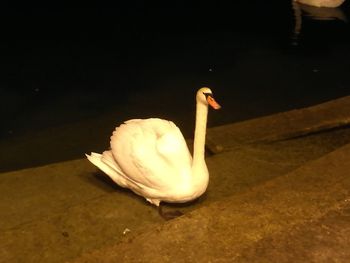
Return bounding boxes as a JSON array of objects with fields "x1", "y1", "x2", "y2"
[{"x1": 1, "y1": 1, "x2": 350, "y2": 171}]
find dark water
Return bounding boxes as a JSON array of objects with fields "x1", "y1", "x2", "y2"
[{"x1": 1, "y1": 2, "x2": 350, "y2": 171}]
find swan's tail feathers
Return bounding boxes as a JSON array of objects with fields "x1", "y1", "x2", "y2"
[
  {"x1": 85, "y1": 152, "x2": 104, "y2": 169},
  {"x1": 85, "y1": 151, "x2": 129, "y2": 188}
]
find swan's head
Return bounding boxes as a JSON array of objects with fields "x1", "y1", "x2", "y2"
[{"x1": 196, "y1": 87, "x2": 221, "y2": 110}]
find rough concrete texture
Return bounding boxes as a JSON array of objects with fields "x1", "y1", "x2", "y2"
[
  {"x1": 70, "y1": 142, "x2": 350, "y2": 263},
  {"x1": 1, "y1": 97, "x2": 350, "y2": 262},
  {"x1": 236, "y1": 202, "x2": 350, "y2": 263}
]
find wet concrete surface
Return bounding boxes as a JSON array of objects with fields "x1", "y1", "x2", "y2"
[
  {"x1": 1, "y1": 97, "x2": 350, "y2": 262},
  {"x1": 236, "y1": 201, "x2": 350, "y2": 263},
  {"x1": 71, "y1": 141, "x2": 350, "y2": 263}
]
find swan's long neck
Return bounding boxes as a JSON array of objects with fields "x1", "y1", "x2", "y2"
[{"x1": 192, "y1": 100, "x2": 208, "y2": 170}]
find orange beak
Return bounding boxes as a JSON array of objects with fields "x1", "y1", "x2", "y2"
[{"x1": 207, "y1": 95, "x2": 221, "y2": 110}]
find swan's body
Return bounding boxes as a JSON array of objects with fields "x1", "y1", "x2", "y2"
[{"x1": 86, "y1": 87, "x2": 220, "y2": 206}]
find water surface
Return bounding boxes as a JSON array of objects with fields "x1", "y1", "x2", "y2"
[{"x1": 1, "y1": 2, "x2": 349, "y2": 171}]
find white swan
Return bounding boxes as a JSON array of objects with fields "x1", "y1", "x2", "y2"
[
  {"x1": 294, "y1": 0, "x2": 345, "y2": 8},
  {"x1": 86, "y1": 87, "x2": 220, "y2": 207}
]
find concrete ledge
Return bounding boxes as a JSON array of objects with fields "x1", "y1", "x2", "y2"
[
  {"x1": 0, "y1": 159, "x2": 102, "y2": 231},
  {"x1": 71, "y1": 143, "x2": 350, "y2": 262},
  {"x1": 207, "y1": 96, "x2": 350, "y2": 153},
  {"x1": 236, "y1": 202, "x2": 350, "y2": 262},
  {"x1": 3, "y1": 127, "x2": 350, "y2": 262},
  {"x1": 1, "y1": 96, "x2": 350, "y2": 262}
]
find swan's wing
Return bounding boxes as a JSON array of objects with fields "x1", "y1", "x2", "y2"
[
  {"x1": 86, "y1": 151, "x2": 141, "y2": 189},
  {"x1": 100, "y1": 151, "x2": 143, "y2": 189},
  {"x1": 110, "y1": 118, "x2": 192, "y2": 191}
]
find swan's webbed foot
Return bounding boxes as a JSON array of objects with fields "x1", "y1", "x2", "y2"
[{"x1": 158, "y1": 204, "x2": 184, "y2": 221}]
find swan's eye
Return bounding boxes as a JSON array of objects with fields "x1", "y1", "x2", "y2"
[{"x1": 203, "y1": 92, "x2": 213, "y2": 98}]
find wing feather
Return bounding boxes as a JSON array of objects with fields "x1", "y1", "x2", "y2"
[{"x1": 110, "y1": 118, "x2": 192, "y2": 191}]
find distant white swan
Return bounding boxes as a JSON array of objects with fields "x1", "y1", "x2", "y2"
[
  {"x1": 294, "y1": 0, "x2": 345, "y2": 8},
  {"x1": 292, "y1": 0, "x2": 347, "y2": 44},
  {"x1": 86, "y1": 87, "x2": 221, "y2": 207}
]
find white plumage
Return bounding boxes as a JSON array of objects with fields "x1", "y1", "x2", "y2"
[{"x1": 86, "y1": 87, "x2": 221, "y2": 206}]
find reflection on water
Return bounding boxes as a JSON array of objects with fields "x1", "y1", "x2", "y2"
[{"x1": 292, "y1": 0, "x2": 348, "y2": 44}]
